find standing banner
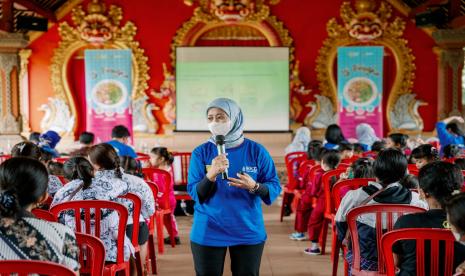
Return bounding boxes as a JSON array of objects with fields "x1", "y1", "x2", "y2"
[
  {"x1": 85, "y1": 49, "x2": 133, "y2": 142},
  {"x1": 337, "y1": 46, "x2": 384, "y2": 139}
]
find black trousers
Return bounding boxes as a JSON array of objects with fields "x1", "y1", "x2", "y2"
[{"x1": 191, "y1": 241, "x2": 265, "y2": 276}]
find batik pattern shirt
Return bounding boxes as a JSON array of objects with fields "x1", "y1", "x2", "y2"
[
  {"x1": 0, "y1": 216, "x2": 79, "y2": 272},
  {"x1": 51, "y1": 172, "x2": 132, "y2": 262},
  {"x1": 48, "y1": 175, "x2": 63, "y2": 197}
]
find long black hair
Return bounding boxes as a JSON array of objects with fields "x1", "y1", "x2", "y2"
[
  {"x1": 63, "y1": 157, "x2": 94, "y2": 189},
  {"x1": 0, "y1": 157, "x2": 49, "y2": 218},
  {"x1": 89, "y1": 143, "x2": 123, "y2": 179},
  {"x1": 325, "y1": 124, "x2": 346, "y2": 145},
  {"x1": 411, "y1": 144, "x2": 439, "y2": 162}
]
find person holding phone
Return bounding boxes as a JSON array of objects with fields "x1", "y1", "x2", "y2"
[{"x1": 187, "y1": 98, "x2": 281, "y2": 276}]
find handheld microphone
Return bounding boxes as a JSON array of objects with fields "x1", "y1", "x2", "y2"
[{"x1": 215, "y1": 135, "x2": 228, "y2": 180}]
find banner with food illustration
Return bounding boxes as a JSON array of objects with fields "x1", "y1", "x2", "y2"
[
  {"x1": 85, "y1": 49, "x2": 133, "y2": 142},
  {"x1": 337, "y1": 46, "x2": 384, "y2": 139}
]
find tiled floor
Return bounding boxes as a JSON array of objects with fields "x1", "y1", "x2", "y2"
[{"x1": 156, "y1": 200, "x2": 345, "y2": 275}]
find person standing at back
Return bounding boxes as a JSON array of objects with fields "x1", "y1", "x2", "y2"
[{"x1": 107, "y1": 125, "x2": 138, "y2": 158}]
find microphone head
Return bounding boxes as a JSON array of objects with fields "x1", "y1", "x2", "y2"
[{"x1": 215, "y1": 135, "x2": 225, "y2": 145}]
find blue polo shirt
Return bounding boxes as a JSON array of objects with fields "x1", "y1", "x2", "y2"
[
  {"x1": 187, "y1": 138, "x2": 281, "y2": 246},
  {"x1": 436, "y1": 122, "x2": 465, "y2": 156},
  {"x1": 106, "y1": 140, "x2": 137, "y2": 158}
]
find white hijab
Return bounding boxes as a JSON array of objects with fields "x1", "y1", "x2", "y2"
[
  {"x1": 285, "y1": 127, "x2": 311, "y2": 154},
  {"x1": 356, "y1": 123, "x2": 379, "y2": 148}
]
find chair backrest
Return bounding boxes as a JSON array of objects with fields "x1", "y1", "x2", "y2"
[
  {"x1": 322, "y1": 168, "x2": 347, "y2": 216},
  {"x1": 362, "y1": 151, "x2": 377, "y2": 158},
  {"x1": 144, "y1": 180, "x2": 159, "y2": 233},
  {"x1": 75, "y1": 232, "x2": 106, "y2": 276},
  {"x1": 381, "y1": 228, "x2": 456, "y2": 276},
  {"x1": 172, "y1": 152, "x2": 191, "y2": 185},
  {"x1": 57, "y1": 175, "x2": 67, "y2": 185},
  {"x1": 54, "y1": 157, "x2": 69, "y2": 163},
  {"x1": 118, "y1": 193, "x2": 142, "y2": 247},
  {"x1": 295, "y1": 160, "x2": 316, "y2": 189},
  {"x1": 331, "y1": 178, "x2": 375, "y2": 210},
  {"x1": 407, "y1": 164, "x2": 419, "y2": 176},
  {"x1": 0, "y1": 154, "x2": 11, "y2": 164},
  {"x1": 142, "y1": 168, "x2": 171, "y2": 207},
  {"x1": 285, "y1": 155, "x2": 308, "y2": 189},
  {"x1": 31, "y1": 208, "x2": 57, "y2": 222},
  {"x1": 50, "y1": 200, "x2": 128, "y2": 264},
  {"x1": 0, "y1": 260, "x2": 76, "y2": 275},
  {"x1": 347, "y1": 204, "x2": 426, "y2": 274},
  {"x1": 285, "y1": 151, "x2": 307, "y2": 164}
]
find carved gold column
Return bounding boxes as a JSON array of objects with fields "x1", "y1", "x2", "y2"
[
  {"x1": 432, "y1": 29, "x2": 465, "y2": 118},
  {"x1": 0, "y1": 32, "x2": 28, "y2": 135},
  {"x1": 19, "y1": 49, "x2": 32, "y2": 135}
]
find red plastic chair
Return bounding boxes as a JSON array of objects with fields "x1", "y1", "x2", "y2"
[
  {"x1": 0, "y1": 260, "x2": 76, "y2": 275},
  {"x1": 145, "y1": 180, "x2": 159, "y2": 275},
  {"x1": 362, "y1": 151, "x2": 377, "y2": 158},
  {"x1": 54, "y1": 157, "x2": 70, "y2": 163},
  {"x1": 0, "y1": 154, "x2": 11, "y2": 164},
  {"x1": 32, "y1": 208, "x2": 57, "y2": 222},
  {"x1": 171, "y1": 152, "x2": 192, "y2": 201},
  {"x1": 329, "y1": 178, "x2": 375, "y2": 276},
  {"x1": 142, "y1": 170, "x2": 176, "y2": 252},
  {"x1": 347, "y1": 204, "x2": 426, "y2": 275},
  {"x1": 280, "y1": 155, "x2": 308, "y2": 222},
  {"x1": 381, "y1": 228, "x2": 456, "y2": 276},
  {"x1": 407, "y1": 164, "x2": 419, "y2": 176},
  {"x1": 75, "y1": 232, "x2": 106, "y2": 276},
  {"x1": 50, "y1": 200, "x2": 130, "y2": 276},
  {"x1": 57, "y1": 175, "x2": 68, "y2": 185},
  {"x1": 118, "y1": 193, "x2": 143, "y2": 276},
  {"x1": 321, "y1": 168, "x2": 346, "y2": 256}
]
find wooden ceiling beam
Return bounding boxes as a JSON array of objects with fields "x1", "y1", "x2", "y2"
[
  {"x1": 408, "y1": 0, "x2": 449, "y2": 17},
  {"x1": 14, "y1": 0, "x2": 57, "y2": 22},
  {"x1": 0, "y1": 0, "x2": 15, "y2": 32}
]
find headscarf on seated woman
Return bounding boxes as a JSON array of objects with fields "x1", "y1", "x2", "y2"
[
  {"x1": 285, "y1": 127, "x2": 311, "y2": 154},
  {"x1": 206, "y1": 98, "x2": 245, "y2": 149},
  {"x1": 356, "y1": 123, "x2": 379, "y2": 151}
]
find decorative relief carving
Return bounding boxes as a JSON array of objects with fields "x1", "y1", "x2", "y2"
[
  {"x1": 38, "y1": 97, "x2": 75, "y2": 134},
  {"x1": 50, "y1": 0, "x2": 155, "y2": 136},
  {"x1": 310, "y1": 0, "x2": 421, "y2": 132}
]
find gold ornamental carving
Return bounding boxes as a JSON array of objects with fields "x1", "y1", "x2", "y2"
[
  {"x1": 314, "y1": 0, "x2": 417, "y2": 131},
  {"x1": 172, "y1": 0, "x2": 293, "y2": 64},
  {"x1": 50, "y1": 0, "x2": 151, "y2": 135}
]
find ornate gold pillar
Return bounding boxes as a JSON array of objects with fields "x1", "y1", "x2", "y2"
[
  {"x1": 19, "y1": 49, "x2": 32, "y2": 135},
  {"x1": 432, "y1": 29, "x2": 465, "y2": 118},
  {"x1": 0, "y1": 32, "x2": 28, "y2": 135}
]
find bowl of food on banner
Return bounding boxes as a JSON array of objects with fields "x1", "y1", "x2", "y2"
[
  {"x1": 92, "y1": 79, "x2": 128, "y2": 109},
  {"x1": 343, "y1": 77, "x2": 378, "y2": 108}
]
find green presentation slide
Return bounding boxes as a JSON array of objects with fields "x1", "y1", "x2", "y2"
[{"x1": 176, "y1": 48, "x2": 289, "y2": 131}]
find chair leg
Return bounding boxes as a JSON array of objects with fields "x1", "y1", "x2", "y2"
[
  {"x1": 135, "y1": 250, "x2": 143, "y2": 276},
  {"x1": 319, "y1": 219, "x2": 329, "y2": 255},
  {"x1": 280, "y1": 192, "x2": 288, "y2": 222},
  {"x1": 166, "y1": 213, "x2": 176, "y2": 248},
  {"x1": 343, "y1": 247, "x2": 349, "y2": 276},
  {"x1": 147, "y1": 234, "x2": 157, "y2": 275},
  {"x1": 156, "y1": 213, "x2": 165, "y2": 254},
  {"x1": 331, "y1": 237, "x2": 341, "y2": 276}
]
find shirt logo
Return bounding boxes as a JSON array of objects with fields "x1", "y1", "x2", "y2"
[{"x1": 241, "y1": 166, "x2": 258, "y2": 174}]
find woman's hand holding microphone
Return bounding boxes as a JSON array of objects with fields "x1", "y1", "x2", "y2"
[{"x1": 205, "y1": 154, "x2": 258, "y2": 192}]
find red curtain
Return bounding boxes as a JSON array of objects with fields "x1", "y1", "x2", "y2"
[{"x1": 68, "y1": 55, "x2": 87, "y2": 140}]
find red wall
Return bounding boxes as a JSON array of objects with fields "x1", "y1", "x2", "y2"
[{"x1": 28, "y1": 0, "x2": 438, "y2": 133}]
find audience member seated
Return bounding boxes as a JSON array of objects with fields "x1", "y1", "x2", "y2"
[
  {"x1": 410, "y1": 144, "x2": 439, "y2": 169},
  {"x1": 324, "y1": 124, "x2": 347, "y2": 150},
  {"x1": 0, "y1": 157, "x2": 79, "y2": 271},
  {"x1": 28, "y1": 131, "x2": 40, "y2": 145},
  {"x1": 393, "y1": 162, "x2": 465, "y2": 276},
  {"x1": 107, "y1": 125, "x2": 138, "y2": 158},
  {"x1": 48, "y1": 161, "x2": 64, "y2": 177},
  {"x1": 290, "y1": 150, "x2": 341, "y2": 256},
  {"x1": 338, "y1": 142, "x2": 354, "y2": 160},
  {"x1": 356, "y1": 123, "x2": 379, "y2": 152},
  {"x1": 436, "y1": 116, "x2": 465, "y2": 157},
  {"x1": 352, "y1": 143, "x2": 365, "y2": 156},
  {"x1": 120, "y1": 156, "x2": 144, "y2": 178},
  {"x1": 38, "y1": 130, "x2": 61, "y2": 158},
  {"x1": 149, "y1": 147, "x2": 180, "y2": 245},
  {"x1": 399, "y1": 174, "x2": 419, "y2": 190},
  {"x1": 443, "y1": 144, "x2": 462, "y2": 159},
  {"x1": 335, "y1": 149, "x2": 427, "y2": 273},
  {"x1": 337, "y1": 157, "x2": 375, "y2": 198},
  {"x1": 386, "y1": 133, "x2": 409, "y2": 153},
  {"x1": 52, "y1": 156, "x2": 134, "y2": 263},
  {"x1": 285, "y1": 127, "x2": 311, "y2": 154},
  {"x1": 11, "y1": 142, "x2": 62, "y2": 197},
  {"x1": 371, "y1": 140, "x2": 386, "y2": 154},
  {"x1": 69, "y1": 131, "x2": 95, "y2": 157},
  {"x1": 89, "y1": 143, "x2": 155, "y2": 267},
  {"x1": 307, "y1": 140, "x2": 323, "y2": 161},
  {"x1": 454, "y1": 158, "x2": 465, "y2": 170},
  {"x1": 446, "y1": 193, "x2": 465, "y2": 275}
]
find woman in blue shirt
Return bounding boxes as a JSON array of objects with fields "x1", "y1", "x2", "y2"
[
  {"x1": 187, "y1": 98, "x2": 281, "y2": 276},
  {"x1": 436, "y1": 116, "x2": 465, "y2": 156}
]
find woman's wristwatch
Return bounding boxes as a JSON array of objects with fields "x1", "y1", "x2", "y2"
[{"x1": 249, "y1": 182, "x2": 260, "y2": 194}]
